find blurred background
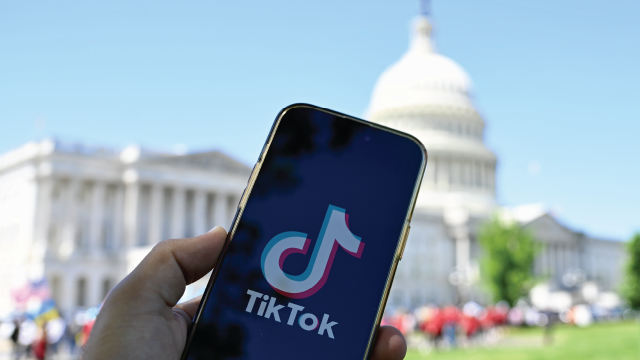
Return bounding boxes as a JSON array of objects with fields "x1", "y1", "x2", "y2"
[{"x1": 0, "y1": 0, "x2": 639, "y2": 359}]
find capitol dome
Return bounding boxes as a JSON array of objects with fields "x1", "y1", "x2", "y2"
[
  {"x1": 368, "y1": 17, "x2": 476, "y2": 117},
  {"x1": 367, "y1": 15, "x2": 497, "y2": 215}
]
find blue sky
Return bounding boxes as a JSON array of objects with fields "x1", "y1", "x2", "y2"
[{"x1": 1, "y1": 0, "x2": 638, "y2": 240}]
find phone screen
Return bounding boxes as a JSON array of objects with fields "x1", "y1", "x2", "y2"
[{"x1": 183, "y1": 106, "x2": 425, "y2": 360}]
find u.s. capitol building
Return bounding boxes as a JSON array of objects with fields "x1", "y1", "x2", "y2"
[
  {"x1": 369, "y1": 14, "x2": 625, "y2": 308},
  {"x1": 0, "y1": 13, "x2": 626, "y2": 316}
]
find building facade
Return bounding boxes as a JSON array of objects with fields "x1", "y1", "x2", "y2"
[
  {"x1": 0, "y1": 140, "x2": 249, "y2": 316},
  {"x1": 367, "y1": 14, "x2": 626, "y2": 308}
]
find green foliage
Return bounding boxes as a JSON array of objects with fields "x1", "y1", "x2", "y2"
[
  {"x1": 622, "y1": 233, "x2": 640, "y2": 309},
  {"x1": 478, "y1": 217, "x2": 537, "y2": 306}
]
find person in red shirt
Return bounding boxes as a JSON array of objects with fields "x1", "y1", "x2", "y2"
[{"x1": 32, "y1": 323, "x2": 47, "y2": 360}]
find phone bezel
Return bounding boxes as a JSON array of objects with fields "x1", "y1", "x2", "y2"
[{"x1": 181, "y1": 103, "x2": 428, "y2": 360}]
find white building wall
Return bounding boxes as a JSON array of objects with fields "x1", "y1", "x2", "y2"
[
  {"x1": 389, "y1": 214, "x2": 456, "y2": 308},
  {"x1": 0, "y1": 164, "x2": 39, "y2": 316}
]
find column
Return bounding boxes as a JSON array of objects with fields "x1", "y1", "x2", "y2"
[
  {"x1": 450, "y1": 161, "x2": 458, "y2": 186},
  {"x1": 455, "y1": 230, "x2": 470, "y2": 280},
  {"x1": 541, "y1": 243, "x2": 548, "y2": 276},
  {"x1": 489, "y1": 164, "x2": 496, "y2": 194},
  {"x1": 479, "y1": 162, "x2": 486, "y2": 190},
  {"x1": 552, "y1": 244, "x2": 559, "y2": 279},
  {"x1": 193, "y1": 189, "x2": 207, "y2": 236},
  {"x1": 59, "y1": 179, "x2": 79, "y2": 259},
  {"x1": 148, "y1": 184, "x2": 163, "y2": 245},
  {"x1": 61, "y1": 274, "x2": 75, "y2": 314},
  {"x1": 112, "y1": 185, "x2": 125, "y2": 251},
  {"x1": 89, "y1": 181, "x2": 105, "y2": 255},
  {"x1": 171, "y1": 187, "x2": 185, "y2": 239},
  {"x1": 444, "y1": 207, "x2": 471, "y2": 303},
  {"x1": 34, "y1": 176, "x2": 52, "y2": 253},
  {"x1": 123, "y1": 170, "x2": 139, "y2": 249},
  {"x1": 87, "y1": 273, "x2": 101, "y2": 307},
  {"x1": 213, "y1": 193, "x2": 228, "y2": 230}
]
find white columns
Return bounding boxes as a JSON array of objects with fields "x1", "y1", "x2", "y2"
[
  {"x1": 489, "y1": 163, "x2": 496, "y2": 194},
  {"x1": 27, "y1": 175, "x2": 52, "y2": 282},
  {"x1": 59, "y1": 179, "x2": 79, "y2": 259},
  {"x1": 437, "y1": 159, "x2": 450, "y2": 190},
  {"x1": 455, "y1": 232, "x2": 470, "y2": 276},
  {"x1": 59, "y1": 275, "x2": 72, "y2": 314},
  {"x1": 34, "y1": 176, "x2": 52, "y2": 252},
  {"x1": 479, "y1": 161, "x2": 486, "y2": 190},
  {"x1": 87, "y1": 273, "x2": 101, "y2": 307},
  {"x1": 171, "y1": 187, "x2": 185, "y2": 239},
  {"x1": 89, "y1": 181, "x2": 105, "y2": 255},
  {"x1": 444, "y1": 207, "x2": 472, "y2": 303},
  {"x1": 148, "y1": 184, "x2": 163, "y2": 245},
  {"x1": 213, "y1": 193, "x2": 228, "y2": 231},
  {"x1": 123, "y1": 170, "x2": 139, "y2": 249},
  {"x1": 193, "y1": 189, "x2": 207, "y2": 236},
  {"x1": 540, "y1": 243, "x2": 548, "y2": 276}
]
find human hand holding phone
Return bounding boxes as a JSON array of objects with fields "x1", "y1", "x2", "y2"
[{"x1": 81, "y1": 227, "x2": 407, "y2": 360}]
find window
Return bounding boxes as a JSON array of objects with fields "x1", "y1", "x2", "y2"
[
  {"x1": 162, "y1": 188, "x2": 173, "y2": 240},
  {"x1": 185, "y1": 190, "x2": 195, "y2": 238},
  {"x1": 75, "y1": 226, "x2": 84, "y2": 249},
  {"x1": 77, "y1": 277, "x2": 87, "y2": 307},
  {"x1": 102, "y1": 278, "x2": 113, "y2": 301},
  {"x1": 138, "y1": 185, "x2": 152, "y2": 246}
]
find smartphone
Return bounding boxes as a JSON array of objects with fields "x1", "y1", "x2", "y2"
[{"x1": 182, "y1": 104, "x2": 427, "y2": 360}]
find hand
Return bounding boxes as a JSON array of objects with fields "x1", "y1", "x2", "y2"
[{"x1": 82, "y1": 227, "x2": 407, "y2": 360}]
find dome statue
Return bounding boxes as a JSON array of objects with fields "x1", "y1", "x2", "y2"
[{"x1": 367, "y1": 14, "x2": 497, "y2": 216}]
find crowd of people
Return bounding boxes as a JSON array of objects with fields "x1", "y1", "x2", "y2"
[
  {"x1": 2, "y1": 298, "x2": 629, "y2": 357},
  {"x1": 381, "y1": 299, "x2": 627, "y2": 351},
  {"x1": 0, "y1": 308, "x2": 97, "y2": 360},
  {"x1": 382, "y1": 301, "x2": 510, "y2": 351}
]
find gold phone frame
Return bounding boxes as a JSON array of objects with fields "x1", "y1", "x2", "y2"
[{"x1": 181, "y1": 103, "x2": 427, "y2": 360}]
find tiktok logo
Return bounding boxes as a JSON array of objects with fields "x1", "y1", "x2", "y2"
[{"x1": 261, "y1": 205, "x2": 365, "y2": 299}]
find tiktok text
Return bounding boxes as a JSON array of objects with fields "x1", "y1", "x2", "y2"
[{"x1": 245, "y1": 289, "x2": 338, "y2": 339}]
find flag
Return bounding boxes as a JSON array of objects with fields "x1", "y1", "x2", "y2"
[{"x1": 11, "y1": 279, "x2": 51, "y2": 305}]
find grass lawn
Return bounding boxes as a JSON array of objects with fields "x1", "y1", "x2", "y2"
[{"x1": 406, "y1": 321, "x2": 640, "y2": 360}]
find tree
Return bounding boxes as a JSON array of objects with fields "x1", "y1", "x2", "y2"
[
  {"x1": 479, "y1": 217, "x2": 537, "y2": 306},
  {"x1": 622, "y1": 233, "x2": 640, "y2": 309}
]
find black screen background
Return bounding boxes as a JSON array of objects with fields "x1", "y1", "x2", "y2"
[{"x1": 185, "y1": 107, "x2": 424, "y2": 360}]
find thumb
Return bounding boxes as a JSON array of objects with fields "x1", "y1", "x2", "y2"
[{"x1": 122, "y1": 226, "x2": 227, "y2": 308}]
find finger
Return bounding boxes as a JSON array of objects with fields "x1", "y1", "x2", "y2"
[
  {"x1": 175, "y1": 295, "x2": 203, "y2": 320},
  {"x1": 173, "y1": 227, "x2": 228, "y2": 284},
  {"x1": 369, "y1": 326, "x2": 407, "y2": 360},
  {"x1": 127, "y1": 226, "x2": 227, "y2": 307}
]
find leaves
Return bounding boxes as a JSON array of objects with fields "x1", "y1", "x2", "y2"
[
  {"x1": 479, "y1": 217, "x2": 538, "y2": 306},
  {"x1": 622, "y1": 233, "x2": 640, "y2": 309}
]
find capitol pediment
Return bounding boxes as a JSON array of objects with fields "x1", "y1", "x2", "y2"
[
  {"x1": 524, "y1": 214, "x2": 577, "y2": 244},
  {"x1": 145, "y1": 151, "x2": 251, "y2": 176}
]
